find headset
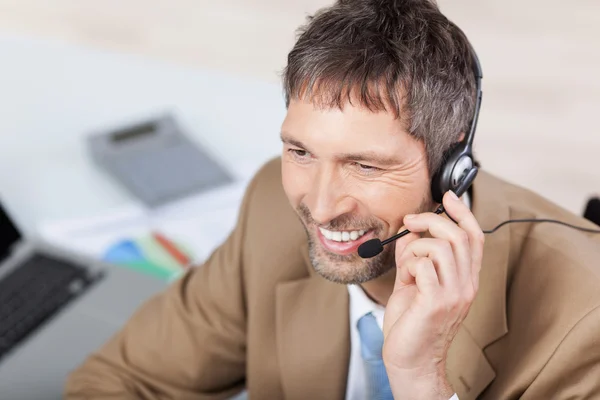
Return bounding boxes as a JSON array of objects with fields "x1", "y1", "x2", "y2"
[
  {"x1": 358, "y1": 42, "x2": 600, "y2": 259},
  {"x1": 430, "y1": 43, "x2": 483, "y2": 205}
]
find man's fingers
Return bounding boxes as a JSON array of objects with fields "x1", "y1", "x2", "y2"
[
  {"x1": 396, "y1": 238, "x2": 458, "y2": 289},
  {"x1": 396, "y1": 257, "x2": 440, "y2": 296},
  {"x1": 402, "y1": 211, "x2": 471, "y2": 286},
  {"x1": 440, "y1": 190, "x2": 485, "y2": 291}
]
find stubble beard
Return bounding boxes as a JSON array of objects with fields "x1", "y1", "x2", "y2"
[{"x1": 297, "y1": 197, "x2": 433, "y2": 285}]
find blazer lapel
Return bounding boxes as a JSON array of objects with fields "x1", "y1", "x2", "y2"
[
  {"x1": 446, "y1": 170, "x2": 512, "y2": 399},
  {"x1": 276, "y1": 243, "x2": 350, "y2": 400}
]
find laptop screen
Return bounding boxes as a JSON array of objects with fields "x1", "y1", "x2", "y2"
[{"x1": 0, "y1": 201, "x2": 22, "y2": 262}]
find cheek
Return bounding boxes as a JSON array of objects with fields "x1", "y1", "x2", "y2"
[
  {"x1": 359, "y1": 187, "x2": 402, "y2": 225},
  {"x1": 281, "y1": 161, "x2": 312, "y2": 207},
  {"x1": 356, "y1": 180, "x2": 429, "y2": 230}
]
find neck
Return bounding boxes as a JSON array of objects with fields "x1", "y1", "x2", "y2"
[{"x1": 360, "y1": 267, "x2": 396, "y2": 306}]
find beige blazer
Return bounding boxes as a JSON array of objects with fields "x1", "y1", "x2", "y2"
[{"x1": 65, "y1": 157, "x2": 600, "y2": 399}]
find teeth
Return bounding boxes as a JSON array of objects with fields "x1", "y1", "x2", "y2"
[{"x1": 319, "y1": 227, "x2": 369, "y2": 242}]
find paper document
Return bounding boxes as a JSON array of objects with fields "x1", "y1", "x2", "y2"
[{"x1": 38, "y1": 179, "x2": 250, "y2": 280}]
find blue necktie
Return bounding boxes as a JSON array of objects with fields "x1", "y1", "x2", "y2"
[{"x1": 357, "y1": 312, "x2": 394, "y2": 400}]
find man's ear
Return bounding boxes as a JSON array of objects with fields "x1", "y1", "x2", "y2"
[{"x1": 458, "y1": 132, "x2": 466, "y2": 142}]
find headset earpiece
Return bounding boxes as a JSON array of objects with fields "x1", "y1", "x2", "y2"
[{"x1": 431, "y1": 142, "x2": 476, "y2": 204}]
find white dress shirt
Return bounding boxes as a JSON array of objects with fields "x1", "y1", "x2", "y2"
[
  {"x1": 345, "y1": 283, "x2": 387, "y2": 400},
  {"x1": 345, "y1": 284, "x2": 459, "y2": 400},
  {"x1": 345, "y1": 192, "x2": 470, "y2": 400}
]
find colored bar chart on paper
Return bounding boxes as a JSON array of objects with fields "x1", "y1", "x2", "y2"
[
  {"x1": 103, "y1": 232, "x2": 193, "y2": 281},
  {"x1": 37, "y1": 178, "x2": 250, "y2": 282}
]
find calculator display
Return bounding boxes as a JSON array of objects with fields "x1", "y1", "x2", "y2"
[{"x1": 111, "y1": 122, "x2": 157, "y2": 143}]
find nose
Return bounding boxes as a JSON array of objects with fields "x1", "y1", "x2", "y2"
[{"x1": 303, "y1": 164, "x2": 356, "y2": 225}]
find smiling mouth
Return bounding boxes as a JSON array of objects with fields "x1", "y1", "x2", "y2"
[
  {"x1": 317, "y1": 227, "x2": 370, "y2": 242},
  {"x1": 315, "y1": 226, "x2": 376, "y2": 256}
]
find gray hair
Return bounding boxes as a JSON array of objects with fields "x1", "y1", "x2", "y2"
[{"x1": 282, "y1": 0, "x2": 478, "y2": 176}]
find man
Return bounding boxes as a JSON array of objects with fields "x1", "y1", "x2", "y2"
[{"x1": 65, "y1": 0, "x2": 600, "y2": 399}]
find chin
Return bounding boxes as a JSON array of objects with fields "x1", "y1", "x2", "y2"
[{"x1": 306, "y1": 235, "x2": 394, "y2": 284}]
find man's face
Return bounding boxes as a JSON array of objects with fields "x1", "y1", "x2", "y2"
[{"x1": 281, "y1": 99, "x2": 432, "y2": 284}]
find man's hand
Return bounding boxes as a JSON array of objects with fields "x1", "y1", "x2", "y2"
[{"x1": 382, "y1": 190, "x2": 485, "y2": 399}]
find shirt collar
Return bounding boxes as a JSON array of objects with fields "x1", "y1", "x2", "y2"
[{"x1": 347, "y1": 283, "x2": 385, "y2": 329}]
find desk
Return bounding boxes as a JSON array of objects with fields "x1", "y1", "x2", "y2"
[
  {"x1": 0, "y1": 36, "x2": 263, "y2": 400},
  {"x1": 0, "y1": 34, "x2": 285, "y2": 236}
]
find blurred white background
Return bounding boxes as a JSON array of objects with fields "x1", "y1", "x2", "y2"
[{"x1": 0, "y1": 0, "x2": 598, "y2": 229}]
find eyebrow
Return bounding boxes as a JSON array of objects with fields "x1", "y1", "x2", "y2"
[
  {"x1": 280, "y1": 132, "x2": 402, "y2": 167},
  {"x1": 280, "y1": 133, "x2": 310, "y2": 153},
  {"x1": 337, "y1": 151, "x2": 400, "y2": 166}
]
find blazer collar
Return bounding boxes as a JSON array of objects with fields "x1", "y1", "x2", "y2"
[
  {"x1": 276, "y1": 243, "x2": 350, "y2": 400},
  {"x1": 275, "y1": 170, "x2": 511, "y2": 400},
  {"x1": 463, "y1": 170, "x2": 511, "y2": 347},
  {"x1": 446, "y1": 170, "x2": 511, "y2": 399}
]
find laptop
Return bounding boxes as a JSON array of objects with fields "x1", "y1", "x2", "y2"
[{"x1": 0, "y1": 200, "x2": 167, "y2": 399}]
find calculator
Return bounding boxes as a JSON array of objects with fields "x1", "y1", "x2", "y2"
[{"x1": 87, "y1": 114, "x2": 234, "y2": 207}]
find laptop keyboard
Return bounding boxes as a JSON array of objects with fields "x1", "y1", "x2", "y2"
[{"x1": 0, "y1": 253, "x2": 103, "y2": 361}]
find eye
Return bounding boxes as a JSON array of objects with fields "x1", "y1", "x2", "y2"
[
  {"x1": 287, "y1": 148, "x2": 311, "y2": 162},
  {"x1": 353, "y1": 162, "x2": 381, "y2": 173},
  {"x1": 290, "y1": 149, "x2": 308, "y2": 157}
]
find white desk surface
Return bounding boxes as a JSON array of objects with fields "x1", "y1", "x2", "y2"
[{"x1": 0, "y1": 34, "x2": 285, "y2": 236}]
